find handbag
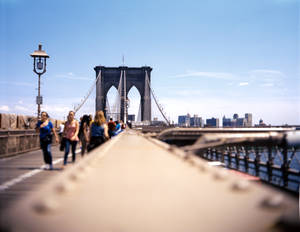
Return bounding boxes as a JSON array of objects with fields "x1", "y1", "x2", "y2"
[
  {"x1": 87, "y1": 136, "x2": 106, "y2": 152},
  {"x1": 41, "y1": 134, "x2": 52, "y2": 144},
  {"x1": 60, "y1": 137, "x2": 66, "y2": 151}
]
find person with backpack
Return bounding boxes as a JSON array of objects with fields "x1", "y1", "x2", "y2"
[{"x1": 88, "y1": 111, "x2": 109, "y2": 152}]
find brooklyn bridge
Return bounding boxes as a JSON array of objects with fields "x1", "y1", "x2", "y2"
[{"x1": 0, "y1": 64, "x2": 299, "y2": 232}]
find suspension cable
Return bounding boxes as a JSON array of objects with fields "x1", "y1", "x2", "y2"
[
  {"x1": 145, "y1": 71, "x2": 171, "y2": 126},
  {"x1": 74, "y1": 70, "x2": 101, "y2": 114}
]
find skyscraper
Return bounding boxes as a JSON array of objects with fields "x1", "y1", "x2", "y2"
[
  {"x1": 245, "y1": 113, "x2": 252, "y2": 127},
  {"x1": 178, "y1": 114, "x2": 191, "y2": 127},
  {"x1": 206, "y1": 117, "x2": 219, "y2": 127}
]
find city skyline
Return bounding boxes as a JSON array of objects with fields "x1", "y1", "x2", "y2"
[
  {"x1": 177, "y1": 112, "x2": 254, "y2": 127},
  {"x1": 1, "y1": 0, "x2": 299, "y2": 125}
]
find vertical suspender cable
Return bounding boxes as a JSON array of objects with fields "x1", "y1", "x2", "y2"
[
  {"x1": 74, "y1": 70, "x2": 102, "y2": 114},
  {"x1": 124, "y1": 69, "x2": 127, "y2": 123},
  {"x1": 145, "y1": 70, "x2": 170, "y2": 126}
]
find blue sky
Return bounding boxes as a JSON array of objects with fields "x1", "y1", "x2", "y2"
[{"x1": 0, "y1": 0, "x2": 299, "y2": 125}]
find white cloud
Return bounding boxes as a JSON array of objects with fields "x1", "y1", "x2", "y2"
[
  {"x1": 171, "y1": 71, "x2": 237, "y2": 80},
  {"x1": 0, "y1": 105, "x2": 10, "y2": 112},
  {"x1": 170, "y1": 69, "x2": 286, "y2": 90},
  {"x1": 246, "y1": 69, "x2": 286, "y2": 88},
  {"x1": 15, "y1": 105, "x2": 31, "y2": 112},
  {"x1": 43, "y1": 105, "x2": 70, "y2": 113},
  {"x1": 251, "y1": 69, "x2": 285, "y2": 76},
  {"x1": 55, "y1": 73, "x2": 93, "y2": 81},
  {"x1": 249, "y1": 69, "x2": 285, "y2": 82}
]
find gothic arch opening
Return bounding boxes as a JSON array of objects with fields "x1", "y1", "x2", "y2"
[
  {"x1": 127, "y1": 86, "x2": 141, "y2": 122},
  {"x1": 106, "y1": 86, "x2": 120, "y2": 121}
]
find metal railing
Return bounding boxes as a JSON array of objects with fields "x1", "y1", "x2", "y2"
[{"x1": 182, "y1": 130, "x2": 300, "y2": 193}]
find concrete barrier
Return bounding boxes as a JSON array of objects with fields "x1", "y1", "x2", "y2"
[
  {"x1": 0, "y1": 113, "x2": 62, "y2": 158},
  {"x1": 0, "y1": 130, "x2": 40, "y2": 158},
  {"x1": 0, "y1": 129, "x2": 60, "y2": 158},
  {"x1": 0, "y1": 113, "x2": 61, "y2": 130}
]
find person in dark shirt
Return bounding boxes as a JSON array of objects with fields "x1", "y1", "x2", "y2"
[
  {"x1": 36, "y1": 111, "x2": 59, "y2": 170},
  {"x1": 79, "y1": 115, "x2": 90, "y2": 156},
  {"x1": 107, "y1": 118, "x2": 116, "y2": 138},
  {"x1": 88, "y1": 111, "x2": 109, "y2": 152}
]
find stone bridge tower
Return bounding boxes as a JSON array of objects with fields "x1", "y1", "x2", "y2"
[{"x1": 94, "y1": 66, "x2": 152, "y2": 122}]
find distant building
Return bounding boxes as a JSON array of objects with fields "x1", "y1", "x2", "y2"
[
  {"x1": 222, "y1": 116, "x2": 232, "y2": 127},
  {"x1": 206, "y1": 117, "x2": 219, "y2": 127},
  {"x1": 236, "y1": 118, "x2": 245, "y2": 127},
  {"x1": 245, "y1": 113, "x2": 252, "y2": 127},
  {"x1": 178, "y1": 113, "x2": 191, "y2": 127},
  {"x1": 255, "y1": 119, "x2": 267, "y2": 127},
  {"x1": 151, "y1": 120, "x2": 167, "y2": 126},
  {"x1": 128, "y1": 114, "x2": 135, "y2": 122},
  {"x1": 190, "y1": 114, "x2": 204, "y2": 127},
  {"x1": 222, "y1": 113, "x2": 253, "y2": 127},
  {"x1": 178, "y1": 115, "x2": 186, "y2": 126}
]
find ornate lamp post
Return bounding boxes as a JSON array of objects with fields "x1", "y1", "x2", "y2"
[{"x1": 30, "y1": 44, "x2": 49, "y2": 119}]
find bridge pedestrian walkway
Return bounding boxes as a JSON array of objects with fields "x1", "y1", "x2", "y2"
[
  {"x1": 0, "y1": 145, "x2": 83, "y2": 214},
  {"x1": 1, "y1": 130, "x2": 299, "y2": 232}
]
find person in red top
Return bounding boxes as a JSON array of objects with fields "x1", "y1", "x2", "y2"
[{"x1": 63, "y1": 111, "x2": 79, "y2": 166}]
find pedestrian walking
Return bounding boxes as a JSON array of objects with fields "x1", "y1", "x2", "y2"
[
  {"x1": 63, "y1": 111, "x2": 79, "y2": 166},
  {"x1": 88, "y1": 110, "x2": 109, "y2": 152},
  {"x1": 107, "y1": 117, "x2": 116, "y2": 138},
  {"x1": 36, "y1": 111, "x2": 59, "y2": 170},
  {"x1": 58, "y1": 121, "x2": 65, "y2": 141},
  {"x1": 79, "y1": 114, "x2": 90, "y2": 156}
]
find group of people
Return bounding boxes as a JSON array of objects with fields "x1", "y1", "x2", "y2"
[{"x1": 35, "y1": 110, "x2": 125, "y2": 170}]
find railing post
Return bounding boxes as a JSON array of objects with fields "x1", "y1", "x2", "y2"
[
  {"x1": 228, "y1": 147, "x2": 232, "y2": 168},
  {"x1": 267, "y1": 145, "x2": 273, "y2": 183},
  {"x1": 236, "y1": 146, "x2": 240, "y2": 170},
  {"x1": 217, "y1": 149, "x2": 221, "y2": 162},
  {"x1": 213, "y1": 148, "x2": 217, "y2": 160},
  {"x1": 244, "y1": 146, "x2": 249, "y2": 173},
  {"x1": 221, "y1": 149, "x2": 225, "y2": 163},
  {"x1": 281, "y1": 145, "x2": 289, "y2": 188},
  {"x1": 254, "y1": 147, "x2": 260, "y2": 177}
]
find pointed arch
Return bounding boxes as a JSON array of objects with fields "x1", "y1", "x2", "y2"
[
  {"x1": 106, "y1": 86, "x2": 120, "y2": 121},
  {"x1": 127, "y1": 86, "x2": 141, "y2": 121}
]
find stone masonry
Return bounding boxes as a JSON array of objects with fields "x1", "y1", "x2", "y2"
[{"x1": 0, "y1": 113, "x2": 61, "y2": 158}]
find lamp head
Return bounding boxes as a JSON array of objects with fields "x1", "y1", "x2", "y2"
[
  {"x1": 31, "y1": 44, "x2": 49, "y2": 75},
  {"x1": 30, "y1": 44, "x2": 49, "y2": 58}
]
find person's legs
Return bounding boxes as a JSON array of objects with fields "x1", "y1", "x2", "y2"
[
  {"x1": 41, "y1": 142, "x2": 48, "y2": 164},
  {"x1": 81, "y1": 138, "x2": 87, "y2": 156},
  {"x1": 46, "y1": 143, "x2": 53, "y2": 169},
  {"x1": 64, "y1": 139, "x2": 71, "y2": 165},
  {"x1": 71, "y1": 141, "x2": 77, "y2": 163}
]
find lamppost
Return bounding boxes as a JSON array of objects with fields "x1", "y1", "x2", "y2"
[{"x1": 30, "y1": 44, "x2": 49, "y2": 119}]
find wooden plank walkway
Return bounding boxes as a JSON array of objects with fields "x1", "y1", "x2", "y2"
[{"x1": 1, "y1": 130, "x2": 299, "y2": 232}]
